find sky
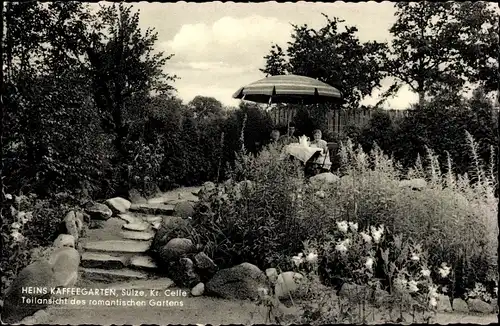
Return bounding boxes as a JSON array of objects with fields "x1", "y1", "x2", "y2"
[{"x1": 95, "y1": 1, "x2": 420, "y2": 109}]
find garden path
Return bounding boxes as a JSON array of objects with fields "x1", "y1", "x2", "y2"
[{"x1": 18, "y1": 187, "x2": 498, "y2": 325}]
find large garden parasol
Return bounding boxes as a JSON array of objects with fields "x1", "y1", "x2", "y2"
[
  {"x1": 232, "y1": 74, "x2": 343, "y2": 171},
  {"x1": 232, "y1": 74, "x2": 344, "y2": 105}
]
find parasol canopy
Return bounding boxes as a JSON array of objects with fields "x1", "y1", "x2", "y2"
[{"x1": 232, "y1": 74, "x2": 344, "y2": 105}]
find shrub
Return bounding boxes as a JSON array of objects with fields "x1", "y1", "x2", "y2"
[
  {"x1": 190, "y1": 145, "x2": 322, "y2": 270},
  {"x1": 0, "y1": 193, "x2": 77, "y2": 295}
]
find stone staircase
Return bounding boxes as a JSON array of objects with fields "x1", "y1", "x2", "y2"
[{"x1": 78, "y1": 188, "x2": 200, "y2": 284}]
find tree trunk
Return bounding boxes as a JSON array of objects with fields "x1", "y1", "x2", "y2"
[
  {"x1": 0, "y1": 0, "x2": 5, "y2": 199},
  {"x1": 418, "y1": 90, "x2": 425, "y2": 107}
]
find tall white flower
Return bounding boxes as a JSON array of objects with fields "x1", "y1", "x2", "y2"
[
  {"x1": 359, "y1": 231, "x2": 372, "y2": 244},
  {"x1": 11, "y1": 222, "x2": 21, "y2": 230},
  {"x1": 428, "y1": 285, "x2": 439, "y2": 298},
  {"x1": 365, "y1": 257, "x2": 374, "y2": 270},
  {"x1": 408, "y1": 280, "x2": 419, "y2": 293},
  {"x1": 11, "y1": 230, "x2": 24, "y2": 242},
  {"x1": 429, "y1": 297, "x2": 438, "y2": 308},
  {"x1": 370, "y1": 225, "x2": 384, "y2": 244},
  {"x1": 5, "y1": 193, "x2": 12, "y2": 200},
  {"x1": 292, "y1": 253, "x2": 304, "y2": 267},
  {"x1": 337, "y1": 221, "x2": 349, "y2": 233},
  {"x1": 411, "y1": 253, "x2": 420, "y2": 261},
  {"x1": 306, "y1": 252, "x2": 318, "y2": 264},
  {"x1": 438, "y1": 263, "x2": 451, "y2": 278},
  {"x1": 335, "y1": 243, "x2": 347, "y2": 253},
  {"x1": 421, "y1": 268, "x2": 431, "y2": 277},
  {"x1": 335, "y1": 239, "x2": 350, "y2": 253},
  {"x1": 348, "y1": 222, "x2": 358, "y2": 232}
]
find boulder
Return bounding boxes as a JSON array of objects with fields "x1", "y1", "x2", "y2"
[
  {"x1": 150, "y1": 217, "x2": 193, "y2": 255},
  {"x1": 85, "y1": 203, "x2": 113, "y2": 220},
  {"x1": 265, "y1": 268, "x2": 279, "y2": 284},
  {"x1": 168, "y1": 257, "x2": 200, "y2": 288},
  {"x1": 53, "y1": 234, "x2": 75, "y2": 248},
  {"x1": 64, "y1": 211, "x2": 81, "y2": 241},
  {"x1": 174, "y1": 201, "x2": 195, "y2": 219},
  {"x1": 275, "y1": 272, "x2": 305, "y2": 300},
  {"x1": 452, "y1": 298, "x2": 469, "y2": 313},
  {"x1": 74, "y1": 211, "x2": 85, "y2": 233},
  {"x1": 159, "y1": 238, "x2": 196, "y2": 263},
  {"x1": 205, "y1": 262, "x2": 268, "y2": 300},
  {"x1": 437, "y1": 294, "x2": 453, "y2": 312},
  {"x1": 49, "y1": 247, "x2": 80, "y2": 288},
  {"x1": 467, "y1": 298, "x2": 494, "y2": 314},
  {"x1": 193, "y1": 252, "x2": 218, "y2": 282},
  {"x1": 106, "y1": 197, "x2": 132, "y2": 214},
  {"x1": 191, "y1": 282, "x2": 205, "y2": 296},
  {"x1": 129, "y1": 188, "x2": 147, "y2": 204},
  {"x1": 1, "y1": 261, "x2": 57, "y2": 324},
  {"x1": 309, "y1": 172, "x2": 340, "y2": 187}
]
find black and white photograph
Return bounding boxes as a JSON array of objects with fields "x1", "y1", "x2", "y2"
[{"x1": 0, "y1": 1, "x2": 498, "y2": 324}]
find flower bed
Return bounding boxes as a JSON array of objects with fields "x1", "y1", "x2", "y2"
[{"x1": 190, "y1": 138, "x2": 498, "y2": 322}]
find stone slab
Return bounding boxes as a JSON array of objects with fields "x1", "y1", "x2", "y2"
[
  {"x1": 129, "y1": 203, "x2": 175, "y2": 215},
  {"x1": 80, "y1": 268, "x2": 149, "y2": 282},
  {"x1": 129, "y1": 255, "x2": 157, "y2": 270},
  {"x1": 122, "y1": 223, "x2": 149, "y2": 232},
  {"x1": 120, "y1": 231, "x2": 155, "y2": 241},
  {"x1": 81, "y1": 252, "x2": 128, "y2": 269},
  {"x1": 82, "y1": 240, "x2": 151, "y2": 253},
  {"x1": 118, "y1": 214, "x2": 142, "y2": 224}
]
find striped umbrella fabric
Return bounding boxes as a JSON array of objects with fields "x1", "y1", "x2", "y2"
[{"x1": 232, "y1": 74, "x2": 343, "y2": 105}]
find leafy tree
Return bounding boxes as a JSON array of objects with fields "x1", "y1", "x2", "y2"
[
  {"x1": 380, "y1": 2, "x2": 499, "y2": 106},
  {"x1": 187, "y1": 96, "x2": 224, "y2": 120},
  {"x1": 261, "y1": 15, "x2": 387, "y2": 110},
  {"x1": 85, "y1": 3, "x2": 178, "y2": 158}
]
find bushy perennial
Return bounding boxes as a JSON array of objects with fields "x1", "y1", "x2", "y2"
[{"x1": 9, "y1": 201, "x2": 33, "y2": 243}]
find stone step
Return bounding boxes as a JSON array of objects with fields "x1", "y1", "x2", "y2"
[
  {"x1": 142, "y1": 215, "x2": 163, "y2": 224},
  {"x1": 108, "y1": 278, "x2": 174, "y2": 291},
  {"x1": 122, "y1": 222, "x2": 150, "y2": 232},
  {"x1": 82, "y1": 240, "x2": 151, "y2": 254},
  {"x1": 80, "y1": 267, "x2": 150, "y2": 282},
  {"x1": 81, "y1": 252, "x2": 128, "y2": 269},
  {"x1": 129, "y1": 255, "x2": 157, "y2": 270},
  {"x1": 129, "y1": 203, "x2": 175, "y2": 216},
  {"x1": 118, "y1": 213, "x2": 142, "y2": 224},
  {"x1": 120, "y1": 231, "x2": 155, "y2": 241}
]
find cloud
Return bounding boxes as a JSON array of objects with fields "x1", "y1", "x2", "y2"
[
  {"x1": 163, "y1": 15, "x2": 292, "y2": 67},
  {"x1": 362, "y1": 78, "x2": 419, "y2": 110}
]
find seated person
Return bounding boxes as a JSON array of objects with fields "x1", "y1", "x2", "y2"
[
  {"x1": 269, "y1": 129, "x2": 280, "y2": 144},
  {"x1": 310, "y1": 129, "x2": 328, "y2": 154},
  {"x1": 278, "y1": 122, "x2": 299, "y2": 145},
  {"x1": 310, "y1": 129, "x2": 331, "y2": 171}
]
